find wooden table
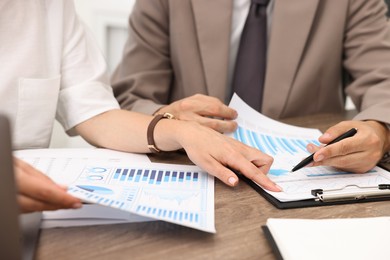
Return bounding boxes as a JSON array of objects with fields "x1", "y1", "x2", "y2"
[{"x1": 36, "y1": 112, "x2": 390, "y2": 260}]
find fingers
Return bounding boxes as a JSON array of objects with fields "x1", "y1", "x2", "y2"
[
  {"x1": 158, "y1": 94, "x2": 238, "y2": 133},
  {"x1": 228, "y1": 152, "x2": 280, "y2": 192},
  {"x1": 180, "y1": 94, "x2": 237, "y2": 119},
  {"x1": 185, "y1": 136, "x2": 280, "y2": 191},
  {"x1": 318, "y1": 123, "x2": 350, "y2": 144},
  {"x1": 14, "y1": 159, "x2": 82, "y2": 213},
  {"x1": 308, "y1": 120, "x2": 387, "y2": 172},
  {"x1": 195, "y1": 155, "x2": 240, "y2": 186},
  {"x1": 196, "y1": 116, "x2": 238, "y2": 133},
  {"x1": 310, "y1": 151, "x2": 372, "y2": 173},
  {"x1": 14, "y1": 157, "x2": 52, "y2": 182},
  {"x1": 18, "y1": 195, "x2": 72, "y2": 213},
  {"x1": 196, "y1": 152, "x2": 280, "y2": 192}
]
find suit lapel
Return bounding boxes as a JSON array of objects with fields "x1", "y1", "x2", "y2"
[
  {"x1": 263, "y1": 0, "x2": 320, "y2": 118},
  {"x1": 191, "y1": 0, "x2": 233, "y2": 99}
]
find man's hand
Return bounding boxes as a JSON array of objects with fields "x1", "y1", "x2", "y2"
[
  {"x1": 306, "y1": 120, "x2": 390, "y2": 173},
  {"x1": 156, "y1": 94, "x2": 238, "y2": 133}
]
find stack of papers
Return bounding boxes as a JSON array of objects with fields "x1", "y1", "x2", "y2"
[{"x1": 15, "y1": 149, "x2": 215, "y2": 233}]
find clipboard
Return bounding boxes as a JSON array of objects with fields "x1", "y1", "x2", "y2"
[
  {"x1": 228, "y1": 94, "x2": 390, "y2": 209},
  {"x1": 236, "y1": 170, "x2": 390, "y2": 209}
]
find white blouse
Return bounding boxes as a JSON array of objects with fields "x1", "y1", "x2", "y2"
[{"x1": 0, "y1": 0, "x2": 120, "y2": 149}]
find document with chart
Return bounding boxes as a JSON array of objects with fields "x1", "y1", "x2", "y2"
[
  {"x1": 15, "y1": 149, "x2": 215, "y2": 233},
  {"x1": 228, "y1": 94, "x2": 390, "y2": 207}
]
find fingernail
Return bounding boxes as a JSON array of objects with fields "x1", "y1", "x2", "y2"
[
  {"x1": 72, "y1": 203, "x2": 82, "y2": 209},
  {"x1": 58, "y1": 184, "x2": 68, "y2": 190},
  {"x1": 307, "y1": 145, "x2": 314, "y2": 153},
  {"x1": 233, "y1": 110, "x2": 238, "y2": 118},
  {"x1": 322, "y1": 133, "x2": 331, "y2": 139},
  {"x1": 316, "y1": 154, "x2": 324, "y2": 162},
  {"x1": 276, "y1": 185, "x2": 283, "y2": 191},
  {"x1": 228, "y1": 176, "x2": 238, "y2": 186},
  {"x1": 306, "y1": 162, "x2": 314, "y2": 167}
]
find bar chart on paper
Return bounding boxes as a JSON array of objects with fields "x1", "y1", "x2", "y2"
[
  {"x1": 74, "y1": 166, "x2": 203, "y2": 187},
  {"x1": 110, "y1": 168, "x2": 200, "y2": 185},
  {"x1": 228, "y1": 94, "x2": 390, "y2": 203},
  {"x1": 68, "y1": 163, "x2": 215, "y2": 233},
  {"x1": 14, "y1": 149, "x2": 215, "y2": 233},
  {"x1": 234, "y1": 126, "x2": 321, "y2": 177}
]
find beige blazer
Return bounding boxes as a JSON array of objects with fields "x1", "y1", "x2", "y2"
[{"x1": 112, "y1": 0, "x2": 390, "y2": 125}]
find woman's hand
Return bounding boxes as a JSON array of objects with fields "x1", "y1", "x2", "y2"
[
  {"x1": 14, "y1": 158, "x2": 82, "y2": 213},
  {"x1": 174, "y1": 121, "x2": 281, "y2": 192}
]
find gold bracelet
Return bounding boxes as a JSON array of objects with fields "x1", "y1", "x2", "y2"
[{"x1": 147, "y1": 113, "x2": 175, "y2": 153}]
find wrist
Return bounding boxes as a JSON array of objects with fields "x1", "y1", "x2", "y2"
[
  {"x1": 152, "y1": 105, "x2": 167, "y2": 116},
  {"x1": 151, "y1": 116, "x2": 185, "y2": 152},
  {"x1": 366, "y1": 120, "x2": 390, "y2": 152},
  {"x1": 147, "y1": 113, "x2": 175, "y2": 153}
]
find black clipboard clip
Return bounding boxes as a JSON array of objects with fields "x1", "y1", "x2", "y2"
[{"x1": 311, "y1": 184, "x2": 390, "y2": 202}]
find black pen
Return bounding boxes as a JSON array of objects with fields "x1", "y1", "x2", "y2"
[{"x1": 291, "y1": 128, "x2": 358, "y2": 172}]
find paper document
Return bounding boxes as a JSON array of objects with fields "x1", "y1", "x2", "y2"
[
  {"x1": 15, "y1": 149, "x2": 215, "y2": 233},
  {"x1": 42, "y1": 204, "x2": 154, "y2": 228},
  {"x1": 228, "y1": 94, "x2": 390, "y2": 202},
  {"x1": 264, "y1": 217, "x2": 390, "y2": 260}
]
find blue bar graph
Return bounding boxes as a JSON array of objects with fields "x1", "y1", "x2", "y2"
[
  {"x1": 245, "y1": 129, "x2": 256, "y2": 147},
  {"x1": 120, "y1": 169, "x2": 128, "y2": 181},
  {"x1": 128, "y1": 169, "x2": 135, "y2": 181},
  {"x1": 276, "y1": 137, "x2": 293, "y2": 155},
  {"x1": 149, "y1": 170, "x2": 156, "y2": 184},
  {"x1": 143, "y1": 170, "x2": 149, "y2": 181},
  {"x1": 156, "y1": 170, "x2": 163, "y2": 184},
  {"x1": 110, "y1": 168, "x2": 202, "y2": 185},
  {"x1": 164, "y1": 171, "x2": 170, "y2": 182},
  {"x1": 179, "y1": 172, "x2": 184, "y2": 182},
  {"x1": 238, "y1": 127, "x2": 247, "y2": 144},
  {"x1": 294, "y1": 139, "x2": 307, "y2": 151},
  {"x1": 135, "y1": 205, "x2": 200, "y2": 224},
  {"x1": 234, "y1": 126, "x2": 319, "y2": 156},
  {"x1": 113, "y1": 169, "x2": 121, "y2": 180},
  {"x1": 135, "y1": 169, "x2": 142, "y2": 182}
]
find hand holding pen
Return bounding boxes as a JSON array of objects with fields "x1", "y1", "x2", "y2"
[
  {"x1": 292, "y1": 120, "x2": 390, "y2": 173},
  {"x1": 292, "y1": 128, "x2": 357, "y2": 172}
]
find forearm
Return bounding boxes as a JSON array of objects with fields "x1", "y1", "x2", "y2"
[
  {"x1": 74, "y1": 109, "x2": 280, "y2": 191},
  {"x1": 75, "y1": 109, "x2": 185, "y2": 153}
]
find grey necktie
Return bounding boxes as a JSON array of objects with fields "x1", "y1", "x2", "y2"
[{"x1": 232, "y1": 0, "x2": 270, "y2": 111}]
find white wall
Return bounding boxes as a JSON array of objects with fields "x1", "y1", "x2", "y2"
[{"x1": 49, "y1": 0, "x2": 135, "y2": 148}]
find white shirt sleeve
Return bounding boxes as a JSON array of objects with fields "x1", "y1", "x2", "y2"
[{"x1": 56, "y1": 0, "x2": 120, "y2": 134}]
